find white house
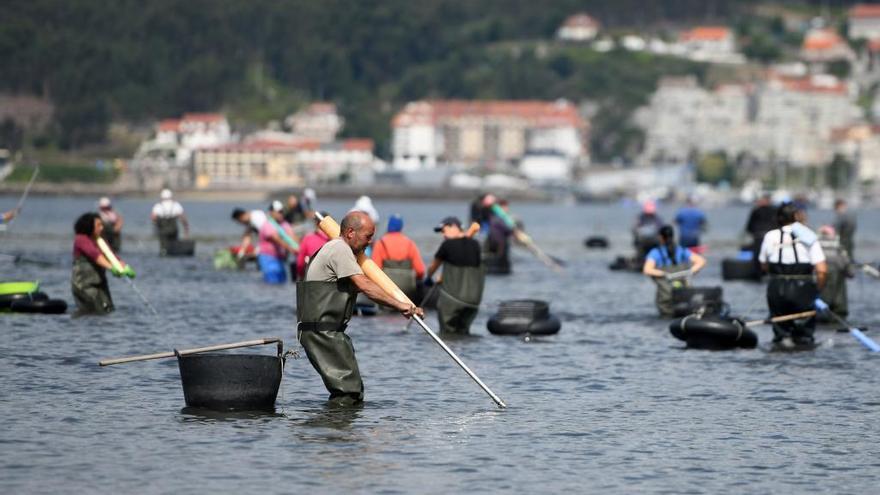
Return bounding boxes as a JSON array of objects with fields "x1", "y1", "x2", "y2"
[
  {"x1": 849, "y1": 4, "x2": 880, "y2": 40},
  {"x1": 556, "y1": 14, "x2": 600, "y2": 42},
  {"x1": 800, "y1": 28, "x2": 855, "y2": 64},
  {"x1": 152, "y1": 113, "x2": 232, "y2": 166},
  {"x1": 676, "y1": 26, "x2": 744, "y2": 63},
  {"x1": 391, "y1": 100, "x2": 589, "y2": 173},
  {"x1": 284, "y1": 102, "x2": 344, "y2": 143}
]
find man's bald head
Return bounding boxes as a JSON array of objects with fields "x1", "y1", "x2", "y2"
[{"x1": 340, "y1": 210, "x2": 375, "y2": 253}]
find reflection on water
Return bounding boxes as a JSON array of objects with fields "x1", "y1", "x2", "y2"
[{"x1": 1, "y1": 197, "x2": 880, "y2": 493}]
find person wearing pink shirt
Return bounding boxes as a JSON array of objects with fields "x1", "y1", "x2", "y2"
[
  {"x1": 257, "y1": 202, "x2": 298, "y2": 284},
  {"x1": 296, "y1": 212, "x2": 331, "y2": 280}
]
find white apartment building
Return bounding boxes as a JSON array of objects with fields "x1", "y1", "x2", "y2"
[
  {"x1": 676, "y1": 26, "x2": 744, "y2": 64},
  {"x1": 153, "y1": 113, "x2": 232, "y2": 166},
  {"x1": 391, "y1": 100, "x2": 588, "y2": 177},
  {"x1": 284, "y1": 102, "x2": 344, "y2": 143},
  {"x1": 848, "y1": 4, "x2": 880, "y2": 40},
  {"x1": 639, "y1": 74, "x2": 862, "y2": 168}
]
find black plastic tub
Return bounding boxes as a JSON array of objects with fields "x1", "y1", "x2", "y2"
[
  {"x1": 162, "y1": 240, "x2": 196, "y2": 257},
  {"x1": 176, "y1": 353, "x2": 282, "y2": 411},
  {"x1": 672, "y1": 286, "x2": 724, "y2": 317},
  {"x1": 721, "y1": 258, "x2": 762, "y2": 281}
]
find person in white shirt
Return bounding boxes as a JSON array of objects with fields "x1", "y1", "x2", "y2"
[
  {"x1": 758, "y1": 203, "x2": 828, "y2": 345},
  {"x1": 231, "y1": 207, "x2": 268, "y2": 257},
  {"x1": 150, "y1": 189, "x2": 189, "y2": 252}
]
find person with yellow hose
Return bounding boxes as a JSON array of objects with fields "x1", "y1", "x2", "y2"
[
  {"x1": 297, "y1": 211, "x2": 422, "y2": 405},
  {"x1": 71, "y1": 213, "x2": 135, "y2": 315}
]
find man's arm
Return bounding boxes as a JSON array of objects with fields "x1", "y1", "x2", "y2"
[
  {"x1": 180, "y1": 213, "x2": 190, "y2": 236},
  {"x1": 350, "y1": 273, "x2": 421, "y2": 317},
  {"x1": 426, "y1": 258, "x2": 442, "y2": 279},
  {"x1": 815, "y1": 261, "x2": 828, "y2": 290}
]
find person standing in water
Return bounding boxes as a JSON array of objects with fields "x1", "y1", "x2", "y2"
[
  {"x1": 759, "y1": 203, "x2": 828, "y2": 346},
  {"x1": 297, "y1": 211, "x2": 422, "y2": 405},
  {"x1": 674, "y1": 197, "x2": 706, "y2": 250},
  {"x1": 833, "y1": 199, "x2": 857, "y2": 260},
  {"x1": 231, "y1": 207, "x2": 268, "y2": 257},
  {"x1": 295, "y1": 211, "x2": 331, "y2": 280},
  {"x1": 71, "y1": 212, "x2": 135, "y2": 315},
  {"x1": 817, "y1": 225, "x2": 853, "y2": 319},
  {"x1": 633, "y1": 200, "x2": 664, "y2": 261},
  {"x1": 257, "y1": 201, "x2": 299, "y2": 284},
  {"x1": 642, "y1": 225, "x2": 706, "y2": 317},
  {"x1": 97, "y1": 197, "x2": 124, "y2": 252},
  {"x1": 425, "y1": 216, "x2": 485, "y2": 334},
  {"x1": 151, "y1": 189, "x2": 189, "y2": 254},
  {"x1": 371, "y1": 214, "x2": 426, "y2": 302}
]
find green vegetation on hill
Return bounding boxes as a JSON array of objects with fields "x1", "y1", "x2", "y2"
[{"x1": 0, "y1": 0, "x2": 861, "y2": 162}]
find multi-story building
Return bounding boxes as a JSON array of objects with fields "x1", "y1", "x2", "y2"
[
  {"x1": 676, "y1": 26, "x2": 743, "y2": 63},
  {"x1": 284, "y1": 103, "x2": 344, "y2": 143},
  {"x1": 391, "y1": 100, "x2": 589, "y2": 180},
  {"x1": 639, "y1": 74, "x2": 862, "y2": 168},
  {"x1": 153, "y1": 113, "x2": 232, "y2": 166},
  {"x1": 192, "y1": 138, "x2": 374, "y2": 189},
  {"x1": 848, "y1": 4, "x2": 880, "y2": 40},
  {"x1": 556, "y1": 14, "x2": 600, "y2": 42},
  {"x1": 800, "y1": 29, "x2": 855, "y2": 66},
  {"x1": 831, "y1": 124, "x2": 880, "y2": 182}
]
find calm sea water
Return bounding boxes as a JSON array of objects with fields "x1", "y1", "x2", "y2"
[{"x1": 2, "y1": 196, "x2": 879, "y2": 494}]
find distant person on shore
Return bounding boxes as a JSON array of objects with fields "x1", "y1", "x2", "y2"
[
  {"x1": 231, "y1": 207, "x2": 268, "y2": 259},
  {"x1": 642, "y1": 225, "x2": 706, "y2": 317},
  {"x1": 295, "y1": 211, "x2": 331, "y2": 280},
  {"x1": 759, "y1": 203, "x2": 827, "y2": 346},
  {"x1": 97, "y1": 197, "x2": 124, "y2": 253},
  {"x1": 71, "y1": 212, "x2": 134, "y2": 315},
  {"x1": 371, "y1": 214, "x2": 425, "y2": 302},
  {"x1": 257, "y1": 201, "x2": 299, "y2": 284},
  {"x1": 674, "y1": 197, "x2": 706, "y2": 250},
  {"x1": 425, "y1": 216, "x2": 485, "y2": 334},
  {"x1": 151, "y1": 189, "x2": 189, "y2": 254},
  {"x1": 633, "y1": 200, "x2": 663, "y2": 261},
  {"x1": 834, "y1": 199, "x2": 857, "y2": 260},
  {"x1": 744, "y1": 194, "x2": 777, "y2": 262},
  {"x1": 818, "y1": 225, "x2": 854, "y2": 319},
  {"x1": 283, "y1": 194, "x2": 306, "y2": 225}
]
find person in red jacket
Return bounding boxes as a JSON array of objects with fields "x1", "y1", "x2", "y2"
[{"x1": 371, "y1": 214, "x2": 425, "y2": 301}]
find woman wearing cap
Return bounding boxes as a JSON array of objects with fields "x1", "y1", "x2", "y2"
[
  {"x1": 151, "y1": 189, "x2": 189, "y2": 255},
  {"x1": 257, "y1": 201, "x2": 298, "y2": 284},
  {"x1": 97, "y1": 197, "x2": 124, "y2": 253},
  {"x1": 425, "y1": 216, "x2": 485, "y2": 334},
  {"x1": 642, "y1": 225, "x2": 706, "y2": 317}
]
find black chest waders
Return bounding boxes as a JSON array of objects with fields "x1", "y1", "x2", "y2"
[
  {"x1": 71, "y1": 256, "x2": 114, "y2": 315},
  {"x1": 767, "y1": 230, "x2": 817, "y2": 343},
  {"x1": 437, "y1": 263, "x2": 486, "y2": 334},
  {"x1": 296, "y1": 278, "x2": 363, "y2": 404},
  {"x1": 652, "y1": 247, "x2": 691, "y2": 317},
  {"x1": 155, "y1": 217, "x2": 180, "y2": 253}
]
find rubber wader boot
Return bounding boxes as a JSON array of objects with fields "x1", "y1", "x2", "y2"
[
  {"x1": 296, "y1": 279, "x2": 363, "y2": 405},
  {"x1": 71, "y1": 256, "x2": 114, "y2": 315},
  {"x1": 767, "y1": 265, "x2": 817, "y2": 344},
  {"x1": 437, "y1": 263, "x2": 485, "y2": 334}
]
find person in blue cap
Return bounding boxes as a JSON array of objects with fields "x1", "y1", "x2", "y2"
[{"x1": 371, "y1": 214, "x2": 425, "y2": 302}]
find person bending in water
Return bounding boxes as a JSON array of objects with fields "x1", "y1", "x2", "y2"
[
  {"x1": 642, "y1": 225, "x2": 706, "y2": 317},
  {"x1": 297, "y1": 211, "x2": 422, "y2": 406},
  {"x1": 71, "y1": 213, "x2": 134, "y2": 315}
]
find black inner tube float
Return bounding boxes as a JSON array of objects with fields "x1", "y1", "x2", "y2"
[
  {"x1": 669, "y1": 313, "x2": 758, "y2": 350},
  {"x1": 487, "y1": 299, "x2": 561, "y2": 336},
  {"x1": 584, "y1": 236, "x2": 609, "y2": 249}
]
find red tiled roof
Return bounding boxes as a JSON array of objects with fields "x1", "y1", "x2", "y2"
[
  {"x1": 850, "y1": 4, "x2": 880, "y2": 19},
  {"x1": 392, "y1": 100, "x2": 585, "y2": 128},
  {"x1": 830, "y1": 124, "x2": 880, "y2": 142},
  {"x1": 802, "y1": 29, "x2": 845, "y2": 51},
  {"x1": 563, "y1": 14, "x2": 599, "y2": 29},
  {"x1": 772, "y1": 75, "x2": 848, "y2": 95},
  {"x1": 306, "y1": 102, "x2": 336, "y2": 114},
  {"x1": 158, "y1": 119, "x2": 180, "y2": 132},
  {"x1": 182, "y1": 113, "x2": 226, "y2": 123},
  {"x1": 680, "y1": 26, "x2": 732, "y2": 42},
  {"x1": 203, "y1": 139, "x2": 321, "y2": 153},
  {"x1": 342, "y1": 139, "x2": 374, "y2": 151},
  {"x1": 869, "y1": 38, "x2": 880, "y2": 51}
]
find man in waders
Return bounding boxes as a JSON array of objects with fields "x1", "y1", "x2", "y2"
[
  {"x1": 371, "y1": 214, "x2": 425, "y2": 303},
  {"x1": 817, "y1": 225, "x2": 853, "y2": 320},
  {"x1": 633, "y1": 200, "x2": 664, "y2": 262},
  {"x1": 71, "y1": 212, "x2": 135, "y2": 315},
  {"x1": 97, "y1": 197, "x2": 124, "y2": 252},
  {"x1": 759, "y1": 203, "x2": 828, "y2": 345},
  {"x1": 425, "y1": 217, "x2": 485, "y2": 334},
  {"x1": 151, "y1": 189, "x2": 189, "y2": 255},
  {"x1": 297, "y1": 211, "x2": 422, "y2": 405},
  {"x1": 231, "y1": 207, "x2": 268, "y2": 258},
  {"x1": 834, "y1": 199, "x2": 857, "y2": 260},
  {"x1": 642, "y1": 225, "x2": 706, "y2": 317}
]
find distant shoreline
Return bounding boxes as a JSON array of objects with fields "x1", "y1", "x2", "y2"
[{"x1": 0, "y1": 182, "x2": 556, "y2": 202}]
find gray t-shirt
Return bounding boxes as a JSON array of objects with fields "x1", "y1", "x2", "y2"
[{"x1": 304, "y1": 238, "x2": 364, "y2": 282}]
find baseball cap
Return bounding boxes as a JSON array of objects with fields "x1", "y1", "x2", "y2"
[{"x1": 433, "y1": 216, "x2": 462, "y2": 232}]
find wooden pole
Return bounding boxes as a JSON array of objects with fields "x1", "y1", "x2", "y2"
[
  {"x1": 96, "y1": 237, "x2": 125, "y2": 272},
  {"x1": 99, "y1": 337, "x2": 282, "y2": 366},
  {"x1": 744, "y1": 310, "x2": 817, "y2": 327}
]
